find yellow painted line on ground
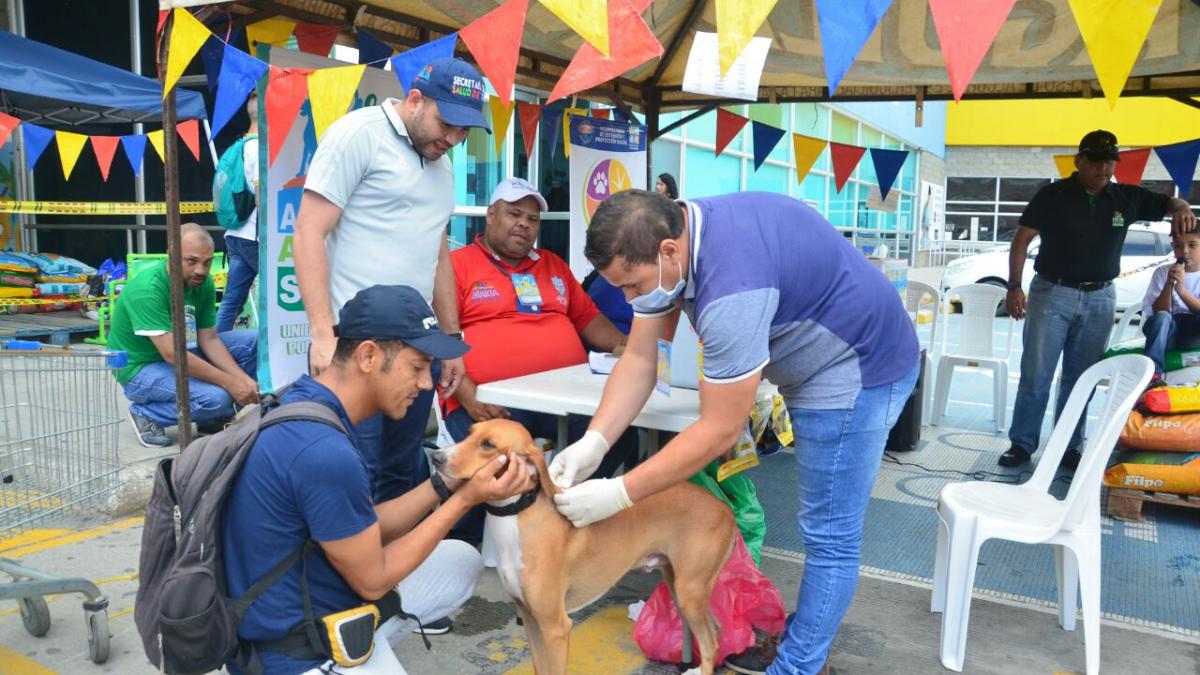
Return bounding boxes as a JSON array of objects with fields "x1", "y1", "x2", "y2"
[
  {"x1": 503, "y1": 605, "x2": 646, "y2": 675},
  {"x1": 0, "y1": 517, "x2": 142, "y2": 558},
  {"x1": 0, "y1": 529, "x2": 72, "y2": 552},
  {"x1": 109, "y1": 607, "x2": 134, "y2": 621},
  {"x1": 0, "y1": 646, "x2": 56, "y2": 674}
]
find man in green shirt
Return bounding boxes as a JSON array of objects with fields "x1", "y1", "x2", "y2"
[{"x1": 109, "y1": 223, "x2": 259, "y2": 447}]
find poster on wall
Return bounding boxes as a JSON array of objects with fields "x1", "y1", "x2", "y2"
[
  {"x1": 919, "y1": 180, "x2": 945, "y2": 239},
  {"x1": 257, "y1": 47, "x2": 403, "y2": 393},
  {"x1": 567, "y1": 115, "x2": 647, "y2": 280}
]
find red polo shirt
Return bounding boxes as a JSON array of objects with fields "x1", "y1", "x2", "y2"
[{"x1": 446, "y1": 238, "x2": 600, "y2": 414}]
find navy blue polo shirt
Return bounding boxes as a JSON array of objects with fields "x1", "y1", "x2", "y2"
[{"x1": 222, "y1": 375, "x2": 377, "y2": 674}]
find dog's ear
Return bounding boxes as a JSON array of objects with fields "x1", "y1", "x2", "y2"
[{"x1": 525, "y1": 442, "x2": 560, "y2": 498}]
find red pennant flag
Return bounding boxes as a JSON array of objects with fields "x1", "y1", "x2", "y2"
[
  {"x1": 90, "y1": 136, "x2": 120, "y2": 182},
  {"x1": 460, "y1": 0, "x2": 528, "y2": 108},
  {"x1": 1115, "y1": 147, "x2": 1152, "y2": 187},
  {"x1": 715, "y1": 108, "x2": 749, "y2": 157},
  {"x1": 590, "y1": 108, "x2": 611, "y2": 120},
  {"x1": 548, "y1": 0, "x2": 664, "y2": 103},
  {"x1": 0, "y1": 112, "x2": 19, "y2": 149},
  {"x1": 266, "y1": 66, "x2": 312, "y2": 166},
  {"x1": 928, "y1": 0, "x2": 1017, "y2": 101},
  {"x1": 830, "y1": 142, "x2": 867, "y2": 193},
  {"x1": 177, "y1": 119, "x2": 201, "y2": 161},
  {"x1": 517, "y1": 102, "x2": 541, "y2": 158},
  {"x1": 294, "y1": 23, "x2": 340, "y2": 57}
]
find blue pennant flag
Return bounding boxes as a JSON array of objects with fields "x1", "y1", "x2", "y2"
[
  {"x1": 869, "y1": 148, "x2": 909, "y2": 201},
  {"x1": 121, "y1": 134, "x2": 148, "y2": 176},
  {"x1": 613, "y1": 108, "x2": 641, "y2": 125},
  {"x1": 20, "y1": 123, "x2": 53, "y2": 170},
  {"x1": 751, "y1": 121, "x2": 786, "y2": 171},
  {"x1": 541, "y1": 104, "x2": 566, "y2": 158},
  {"x1": 200, "y1": 38, "x2": 224, "y2": 95},
  {"x1": 356, "y1": 29, "x2": 394, "y2": 69},
  {"x1": 816, "y1": 0, "x2": 895, "y2": 94},
  {"x1": 389, "y1": 33, "x2": 459, "y2": 93},
  {"x1": 211, "y1": 43, "x2": 269, "y2": 138},
  {"x1": 1154, "y1": 139, "x2": 1200, "y2": 199}
]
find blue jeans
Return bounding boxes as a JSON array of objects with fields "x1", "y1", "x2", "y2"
[
  {"x1": 216, "y1": 235, "x2": 258, "y2": 333},
  {"x1": 123, "y1": 329, "x2": 257, "y2": 427},
  {"x1": 357, "y1": 360, "x2": 441, "y2": 503},
  {"x1": 1142, "y1": 311, "x2": 1200, "y2": 373},
  {"x1": 1009, "y1": 276, "x2": 1115, "y2": 453},
  {"x1": 768, "y1": 362, "x2": 918, "y2": 675}
]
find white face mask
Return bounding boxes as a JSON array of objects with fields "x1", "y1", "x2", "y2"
[{"x1": 629, "y1": 253, "x2": 685, "y2": 314}]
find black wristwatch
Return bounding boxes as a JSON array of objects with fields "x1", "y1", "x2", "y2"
[
  {"x1": 1006, "y1": 281, "x2": 1021, "y2": 291},
  {"x1": 430, "y1": 472, "x2": 454, "y2": 502},
  {"x1": 447, "y1": 331, "x2": 464, "y2": 341}
]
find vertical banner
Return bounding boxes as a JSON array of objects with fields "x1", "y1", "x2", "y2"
[
  {"x1": 567, "y1": 115, "x2": 647, "y2": 280},
  {"x1": 258, "y1": 47, "x2": 403, "y2": 393}
]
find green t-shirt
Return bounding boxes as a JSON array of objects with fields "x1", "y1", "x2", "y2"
[{"x1": 108, "y1": 261, "x2": 216, "y2": 384}]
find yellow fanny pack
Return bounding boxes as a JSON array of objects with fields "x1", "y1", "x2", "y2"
[{"x1": 319, "y1": 604, "x2": 382, "y2": 667}]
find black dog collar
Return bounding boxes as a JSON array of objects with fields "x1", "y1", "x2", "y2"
[{"x1": 483, "y1": 489, "x2": 539, "y2": 517}]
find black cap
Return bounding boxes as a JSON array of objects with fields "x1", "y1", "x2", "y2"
[
  {"x1": 334, "y1": 285, "x2": 469, "y2": 360},
  {"x1": 1078, "y1": 130, "x2": 1120, "y2": 161}
]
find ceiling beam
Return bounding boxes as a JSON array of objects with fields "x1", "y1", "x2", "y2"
[{"x1": 649, "y1": 0, "x2": 706, "y2": 86}]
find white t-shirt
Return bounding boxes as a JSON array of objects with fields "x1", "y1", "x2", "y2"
[
  {"x1": 226, "y1": 136, "x2": 259, "y2": 242},
  {"x1": 1141, "y1": 263, "x2": 1200, "y2": 317},
  {"x1": 303, "y1": 99, "x2": 453, "y2": 313}
]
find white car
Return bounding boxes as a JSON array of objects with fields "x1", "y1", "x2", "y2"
[{"x1": 940, "y1": 220, "x2": 1173, "y2": 309}]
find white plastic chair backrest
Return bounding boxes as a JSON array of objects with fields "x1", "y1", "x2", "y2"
[
  {"x1": 1027, "y1": 354, "x2": 1153, "y2": 527},
  {"x1": 1109, "y1": 303, "x2": 1143, "y2": 349},
  {"x1": 904, "y1": 280, "x2": 940, "y2": 354},
  {"x1": 943, "y1": 283, "x2": 1013, "y2": 360}
]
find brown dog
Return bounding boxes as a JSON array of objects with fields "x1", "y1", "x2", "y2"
[{"x1": 432, "y1": 419, "x2": 737, "y2": 674}]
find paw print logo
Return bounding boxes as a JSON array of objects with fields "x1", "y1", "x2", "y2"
[{"x1": 591, "y1": 172, "x2": 609, "y2": 197}]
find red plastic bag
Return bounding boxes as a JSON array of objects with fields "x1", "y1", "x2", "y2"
[{"x1": 633, "y1": 534, "x2": 787, "y2": 666}]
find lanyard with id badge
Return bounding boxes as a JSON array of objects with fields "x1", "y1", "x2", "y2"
[{"x1": 482, "y1": 242, "x2": 543, "y2": 314}]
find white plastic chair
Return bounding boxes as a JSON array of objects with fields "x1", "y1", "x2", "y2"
[
  {"x1": 1108, "y1": 303, "x2": 1143, "y2": 349},
  {"x1": 930, "y1": 353, "x2": 1153, "y2": 674},
  {"x1": 904, "y1": 280, "x2": 940, "y2": 426},
  {"x1": 932, "y1": 284, "x2": 1016, "y2": 432}
]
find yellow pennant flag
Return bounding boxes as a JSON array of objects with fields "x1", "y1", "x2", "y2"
[
  {"x1": 146, "y1": 130, "x2": 165, "y2": 162},
  {"x1": 308, "y1": 65, "x2": 367, "y2": 142},
  {"x1": 792, "y1": 134, "x2": 827, "y2": 185},
  {"x1": 716, "y1": 0, "x2": 778, "y2": 77},
  {"x1": 489, "y1": 97, "x2": 515, "y2": 156},
  {"x1": 1053, "y1": 154, "x2": 1076, "y2": 179},
  {"x1": 246, "y1": 17, "x2": 296, "y2": 56},
  {"x1": 562, "y1": 107, "x2": 588, "y2": 158},
  {"x1": 54, "y1": 131, "x2": 88, "y2": 180},
  {"x1": 539, "y1": 0, "x2": 610, "y2": 57},
  {"x1": 163, "y1": 7, "x2": 212, "y2": 98},
  {"x1": 1067, "y1": 0, "x2": 1163, "y2": 108}
]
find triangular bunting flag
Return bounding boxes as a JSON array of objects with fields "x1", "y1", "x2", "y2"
[
  {"x1": 562, "y1": 107, "x2": 587, "y2": 158},
  {"x1": 869, "y1": 148, "x2": 909, "y2": 200},
  {"x1": 121, "y1": 134, "x2": 147, "y2": 176},
  {"x1": 489, "y1": 97, "x2": 515, "y2": 155},
  {"x1": 357, "y1": 29, "x2": 394, "y2": 69},
  {"x1": 928, "y1": 0, "x2": 1017, "y2": 101},
  {"x1": 1052, "y1": 154, "x2": 1076, "y2": 179},
  {"x1": 547, "y1": 0, "x2": 663, "y2": 103},
  {"x1": 90, "y1": 136, "x2": 120, "y2": 182},
  {"x1": 308, "y1": 64, "x2": 367, "y2": 142},
  {"x1": 266, "y1": 66, "x2": 312, "y2": 165},
  {"x1": 54, "y1": 131, "x2": 88, "y2": 180},
  {"x1": 21, "y1": 123, "x2": 53, "y2": 170},
  {"x1": 1068, "y1": 0, "x2": 1164, "y2": 108},
  {"x1": 816, "y1": 0, "x2": 895, "y2": 94},
  {"x1": 1154, "y1": 139, "x2": 1200, "y2": 199},
  {"x1": 0, "y1": 112, "x2": 19, "y2": 149},
  {"x1": 539, "y1": 0, "x2": 610, "y2": 57},
  {"x1": 613, "y1": 108, "x2": 640, "y2": 124},
  {"x1": 389, "y1": 33, "x2": 459, "y2": 93},
  {"x1": 542, "y1": 105, "x2": 565, "y2": 158},
  {"x1": 178, "y1": 119, "x2": 201, "y2": 161},
  {"x1": 294, "y1": 22, "x2": 339, "y2": 57},
  {"x1": 714, "y1": 108, "x2": 748, "y2": 157},
  {"x1": 751, "y1": 121, "x2": 785, "y2": 170},
  {"x1": 157, "y1": 9, "x2": 170, "y2": 39},
  {"x1": 591, "y1": 109, "x2": 610, "y2": 120},
  {"x1": 164, "y1": 7, "x2": 212, "y2": 98},
  {"x1": 792, "y1": 134, "x2": 827, "y2": 184},
  {"x1": 829, "y1": 142, "x2": 867, "y2": 193},
  {"x1": 1115, "y1": 147, "x2": 1152, "y2": 186},
  {"x1": 211, "y1": 43, "x2": 269, "y2": 138},
  {"x1": 246, "y1": 17, "x2": 295, "y2": 56},
  {"x1": 460, "y1": 0, "x2": 528, "y2": 107},
  {"x1": 715, "y1": 0, "x2": 778, "y2": 76},
  {"x1": 200, "y1": 38, "x2": 224, "y2": 94},
  {"x1": 146, "y1": 130, "x2": 165, "y2": 162},
  {"x1": 517, "y1": 102, "x2": 541, "y2": 158}
]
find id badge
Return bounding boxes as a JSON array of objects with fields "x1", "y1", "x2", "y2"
[
  {"x1": 655, "y1": 338, "x2": 672, "y2": 397},
  {"x1": 510, "y1": 273, "x2": 543, "y2": 306},
  {"x1": 1112, "y1": 213, "x2": 1125, "y2": 228},
  {"x1": 184, "y1": 305, "x2": 198, "y2": 350}
]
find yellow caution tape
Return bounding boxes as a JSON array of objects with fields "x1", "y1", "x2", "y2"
[{"x1": 0, "y1": 199, "x2": 214, "y2": 215}]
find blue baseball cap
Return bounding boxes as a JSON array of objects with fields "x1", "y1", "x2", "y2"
[
  {"x1": 334, "y1": 285, "x2": 469, "y2": 360},
  {"x1": 411, "y1": 57, "x2": 492, "y2": 134}
]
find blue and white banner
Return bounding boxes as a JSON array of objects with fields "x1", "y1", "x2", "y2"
[{"x1": 567, "y1": 115, "x2": 647, "y2": 280}]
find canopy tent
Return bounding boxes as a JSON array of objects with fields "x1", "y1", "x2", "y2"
[{"x1": 0, "y1": 30, "x2": 207, "y2": 126}]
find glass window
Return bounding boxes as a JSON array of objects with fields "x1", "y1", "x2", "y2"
[
  {"x1": 998, "y1": 178, "x2": 1050, "y2": 202},
  {"x1": 1142, "y1": 179, "x2": 1175, "y2": 197},
  {"x1": 687, "y1": 107, "x2": 717, "y2": 144},
  {"x1": 800, "y1": 172, "x2": 827, "y2": 211},
  {"x1": 652, "y1": 139, "x2": 681, "y2": 195},
  {"x1": 792, "y1": 104, "x2": 829, "y2": 172},
  {"x1": 945, "y1": 203, "x2": 996, "y2": 213},
  {"x1": 946, "y1": 177, "x2": 997, "y2": 201},
  {"x1": 830, "y1": 112, "x2": 856, "y2": 144},
  {"x1": 945, "y1": 213, "x2": 993, "y2": 241},
  {"x1": 996, "y1": 215, "x2": 1021, "y2": 241},
  {"x1": 747, "y1": 162, "x2": 788, "y2": 195},
  {"x1": 684, "y1": 146, "x2": 741, "y2": 198},
  {"x1": 537, "y1": 216, "x2": 571, "y2": 262},
  {"x1": 1122, "y1": 230, "x2": 1159, "y2": 256},
  {"x1": 537, "y1": 102, "x2": 572, "y2": 213},
  {"x1": 859, "y1": 127, "x2": 882, "y2": 149},
  {"x1": 447, "y1": 215, "x2": 486, "y2": 250},
  {"x1": 827, "y1": 182, "x2": 857, "y2": 228},
  {"x1": 1189, "y1": 182, "x2": 1199, "y2": 205},
  {"x1": 450, "y1": 125, "x2": 503, "y2": 208}
]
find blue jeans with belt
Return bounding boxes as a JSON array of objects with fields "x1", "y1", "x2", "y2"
[{"x1": 768, "y1": 362, "x2": 919, "y2": 675}]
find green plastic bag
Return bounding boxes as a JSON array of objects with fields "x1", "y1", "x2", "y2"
[{"x1": 689, "y1": 461, "x2": 766, "y2": 565}]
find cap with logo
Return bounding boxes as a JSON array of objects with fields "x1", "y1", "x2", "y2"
[
  {"x1": 489, "y1": 177, "x2": 548, "y2": 211},
  {"x1": 411, "y1": 57, "x2": 492, "y2": 134},
  {"x1": 334, "y1": 284, "x2": 469, "y2": 360},
  {"x1": 1078, "y1": 129, "x2": 1120, "y2": 161}
]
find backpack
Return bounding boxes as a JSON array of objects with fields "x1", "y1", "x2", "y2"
[
  {"x1": 213, "y1": 134, "x2": 257, "y2": 230},
  {"x1": 134, "y1": 399, "x2": 346, "y2": 674}
]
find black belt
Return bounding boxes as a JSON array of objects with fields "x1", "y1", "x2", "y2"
[{"x1": 1039, "y1": 276, "x2": 1112, "y2": 291}]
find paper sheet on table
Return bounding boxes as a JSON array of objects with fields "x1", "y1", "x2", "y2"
[
  {"x1": 589, "y1": 350, "x2": 620, "y2": 374},
  {"x1": 682, "y1": 32, "x2": 772, "y2": 102}
]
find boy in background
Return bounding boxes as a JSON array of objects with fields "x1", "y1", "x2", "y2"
[{"x1": 1142, "y1": 229, "x2": 1200, "y2": 389}]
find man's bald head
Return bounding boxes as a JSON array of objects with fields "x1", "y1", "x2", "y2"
[{"x1": 179, "y1": 223, "x2": 215, "y2": 287}]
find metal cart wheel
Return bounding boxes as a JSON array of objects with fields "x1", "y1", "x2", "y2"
[
  {"x1": 19, "y1": 596, "x2": 51, "y2": 637},
  {"x1": 86, "y1": 610, "x2": 110, "y2": 664}
]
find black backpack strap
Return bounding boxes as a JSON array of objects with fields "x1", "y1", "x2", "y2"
[{"x1": 259, "y1": 400, "x2": 348, "y2": 436}]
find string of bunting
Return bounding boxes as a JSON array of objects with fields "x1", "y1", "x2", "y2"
[{"x1": 1053, "y1": 138, "x2": 1200, "y2": 197}]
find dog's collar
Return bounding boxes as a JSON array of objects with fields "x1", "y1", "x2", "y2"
[{"x1": 484, "y1": 489, "x2": 539, "y2": 517}]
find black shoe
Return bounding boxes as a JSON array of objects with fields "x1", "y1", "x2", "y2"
[
  {"x1": 128, "y1": 410, "x2": 171, "y2": 448},
  {"x1": 415, "y1": 616, "x2": 452, "y2": 635},
  {"x1": 1060, "y1": 448, "x2": 1082, "y2": 471},
  {"x1": 998, "y1": 445, "x2": 1031, "y2": 467},
  {"x1": 196, "y1": 418, "x2": 230, "y2": 436},
  {"x1": 725, "y1": 632, "x2": 780, "y2": 675}
]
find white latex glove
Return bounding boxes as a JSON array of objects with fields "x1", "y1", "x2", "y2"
[
  {"x1": 553, "y1": 477, "x2": 633, "y2": 527},
  {"x1": 547, "y1": 430, "x2": 610, "y2": 488}
]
